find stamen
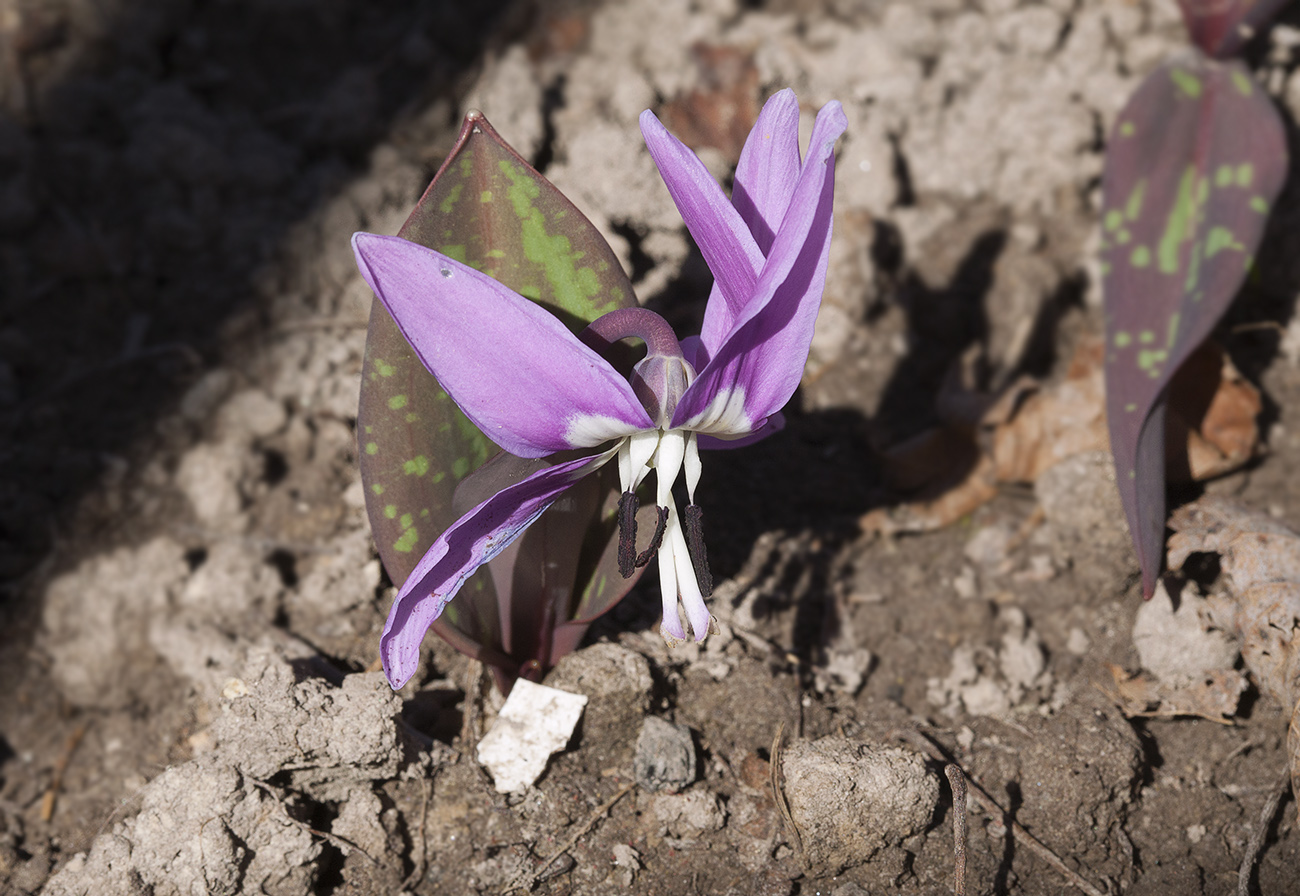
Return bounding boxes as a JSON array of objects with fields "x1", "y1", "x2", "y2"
[
  {"x1": 683, "y1": 503, "x2": 713, "y2": 596},
  {"x1": 635, "y1": 506, "x2": 670, "y2": 568},
  {"x1": 617, "y1": 491, "x2": 639, "y2": 578},
  {"x1": 683, "y1": 432, "x2": 701, "y2": 502},
  {"x1": 623, "y1": 429, "x2": 661, "y2": 493}
]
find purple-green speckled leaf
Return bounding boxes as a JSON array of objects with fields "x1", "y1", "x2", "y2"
[
  {"x1": 1177, "y1": 0, "x2": 1291, "y2": 58},
  {"x1": 1100, "y1": 55, "x2": 1286, "y2": 596},
  {"x1": 358, "y1": 111, "x2": 639, "y2": 669}
]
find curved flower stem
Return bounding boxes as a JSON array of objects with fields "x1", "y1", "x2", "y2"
[{"x1": 580, "y1": 307, "x2": 685, "y2": 360}]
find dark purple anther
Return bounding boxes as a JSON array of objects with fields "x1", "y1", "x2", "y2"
[
  {"x1": 617, "y1": 492, "x2": 671, "y2": 577},
  {"x1": 635, "y1": 506, "x2": 670, "y2": 569},
  {"x1": 683, "y1": 503, "x2": 712, "y2": 596},
  {"x1": 617, "y1": 491, "x2": 639, "y2": 578}
]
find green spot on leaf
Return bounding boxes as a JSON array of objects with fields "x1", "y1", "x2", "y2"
[
  {"x1": 365, "y1": 442, "x2": 378, "y2": 456},
  {"x1": 1119, "y1": 121, "x2": 1135, "y2": 138},
  {"x1": 405, "y1": 412, "x2": 419, "y2": 423},
  {"x1": 432, "y1": 471, "x2": 446, "y2": 483},
  {"x1": 1114, "y1": 331, "x2": 1132, "y2": 348},
  {"x1": 371, "y1": 483, "x2": 384, "y2": 495},
  {"x1": 1236, "y1": 163, "x2": 1254, "y2": 188},
  {"x1": 499, "y1": 158, "x2": 617, "y2": 320},
  {"x1": 388, "y1": 394, "x2": 408, "y2": 410},
  {"x1": 400, "y1": 513, "x2": 413, "y2": 529},
  {"x1": 1250, "y1": 196, "x2": 1269, "y2": 213},
  {"x1": 480, "y1": 189, "x2": 493, "y2": 203},
  {"x1": 1170, "y1": 67, "x2": 1202, "y2": 99},
  {"x1": 1184, "y1": 240, "x2": 1203, "y2": 293},
  {"x1": 1159, "y1": 166, "x2": 1198, "y2": 275},
  {"x1": 1206, "y1": 226, "x2": 1243, "y2": 258},
  {"x1": 452, "y1": 457, "x2": 470, "y2": 479},
  {"x1": 1130, "y1": 246, "x2": 1151, "y2": 268},
  {"x1": 394, "y1": 527, "x2": 419, "y2": 553},
  {"x1": 374, "y1": 360, "x2": 396, "y2": 377},
  {"x1": 1231, "y1": 68, "x2": 1254, "y2": 96},
  {"x1": 1104, "y1": 209, "x2": 1123, "y2": 232},
  {"x1": 439, "y1": 182, "x2": 463, "y2": 215},
  {"x1": 384, "y1": 504, "x2": 398, "y2": 519},
  {"x1": 403, "y1": 455, "x2": 430, "y2": 476},
  {"x1": 1124, "y1": 179, "x2": 1145, "y2": 221},
  {"x1": 1139, "y1": 330, "x2": 1155, "y2": 344},
  {"x1": 1137, "y1": 348, "x2": 1167, "y2": 370},
  {"x1": 1125, "y1": 403, "x2": 1137, "y2": 412},
  {"x1": 442, "y1": 244, "x2": 468, "y2": 263},
  {"x1": 1215, "y1": 165, "x2": 1233, "y2": 187}
]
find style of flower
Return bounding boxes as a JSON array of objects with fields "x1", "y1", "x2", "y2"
[{"x1": 353, "y1": 90, "x2": 846, "y2": 688}]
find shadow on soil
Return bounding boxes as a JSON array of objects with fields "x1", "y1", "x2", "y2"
[{"x1": 0, "y1": 0, "x2": 524, "y2": 643}]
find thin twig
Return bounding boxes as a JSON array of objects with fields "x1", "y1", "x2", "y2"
[
  {"x1": 1230, "y1": 320, "x2": 1285, "y2": 335},
  {"x1": 770, "y1": 721, "x2": 807, "y2": 869},
  {"x1": 1237, "y1": 770, "x2": 1289, "y2": 896},
  {"x1": 506, "y1": 781, "x2": 636, "y2": 892},
  {"x1": 247, "y1": 777, "x2": 378, "y2": 864},
  {"x1": 173, "y1": 525, "x2": 343, "y2": 556},
  {"x1": 41, "y1": 722, "x2": 88, "y2": 822},
  {"x1": 1005, "y1": 505, "x2": 1046, "y2": 555},
  {"x1": 946, "y1": 764, "x2": 969, "y2": 896},
  {"x1": 401, "y1": 777, "x2": 433, "y2": 890},
  {"x1": 272, "y1": 317, "x2": 370, "y2": 334},
  {"x1": 891, "y1": 727, "x2": 1106, "y2": 896}
]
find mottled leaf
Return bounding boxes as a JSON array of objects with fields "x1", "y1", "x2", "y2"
[
  {"x1": 358, "y1": 111, "x2": 640, "y2": 674},
  {"x1": 1176, "y1": 0, "x2": 1291, "y2": 58},
  {"x1": 1100, "y1": 55, "x2": 1287, "y2": 596}
]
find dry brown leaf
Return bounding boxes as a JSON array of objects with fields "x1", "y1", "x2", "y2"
[
  {"x1": 860, "y1": 455, "x2": 999, "y2": 538},
  {"x1": 1104, "y1": 663, "x2": 1245, "y2": 724},
  {"x1": 862, "y1": 338, "x2": 1260, "y2": 537},
  {"x1": 1168, "y1": 497, "x2": 1300, "y2": 819}
]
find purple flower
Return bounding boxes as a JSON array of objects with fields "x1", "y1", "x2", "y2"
[{"x1": 353, "y1": 90, "x2": 846, "y2": 688}]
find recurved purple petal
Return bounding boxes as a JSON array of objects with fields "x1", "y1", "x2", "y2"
[
  {"x1": 733, "y1": 89, "x2": 802, "y2": 255},
  {"x1": 699, "y1": 91, "x2": 804, "y2": 355},
  {"x1": 672, "y1": 101, "x2": 846, "y2": 435},
  {"x1": 640, "y1": 109, "x2": 765, "y2": 324},
  {"x1": 354, "y1": 233, "x2": 652, "y2": 458},
  {"x1": 380, "y1": 447, "x2": 618, "y2": 688}
]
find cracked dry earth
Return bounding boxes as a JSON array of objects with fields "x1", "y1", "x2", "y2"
[{"x1": 5, "y1": 0, "x2": 1300, "y2": 894}]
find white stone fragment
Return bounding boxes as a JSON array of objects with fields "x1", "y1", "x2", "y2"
[
  {"x1": 1133, "y1": 581, "x2": 1239, "y2": 685},
  {"x1": 476, "y1": 680, "x2": 588, "y2": 794}
]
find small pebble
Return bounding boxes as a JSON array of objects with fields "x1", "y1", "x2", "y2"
[{"x1": 634, "y1": 716, "x2": 696, "y2": 793}]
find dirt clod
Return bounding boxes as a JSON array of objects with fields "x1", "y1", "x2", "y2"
[
  {"x1": 780, "y1": 736, "x2": 938, "y2": 877},
  {"x1": 634, "y1": 716, "x2": 697, "y2": 793}
]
